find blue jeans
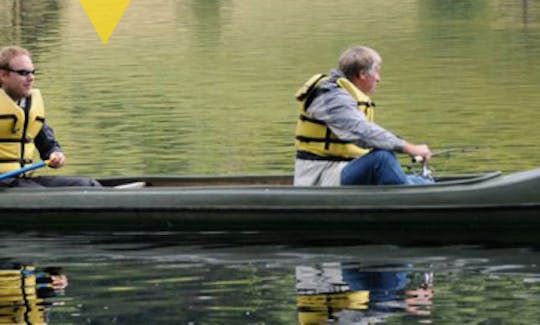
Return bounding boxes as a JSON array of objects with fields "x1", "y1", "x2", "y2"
[{"x1": 340, "y1": 149, "x2": 433, "y2": 185}]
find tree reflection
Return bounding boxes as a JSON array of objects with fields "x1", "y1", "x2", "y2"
[
  {"x1": 0, "y1": 0, "x2": 61, "y2": 52},
  {"x1": 178, "y1": 0, "x2": 232, "y2": 49}
]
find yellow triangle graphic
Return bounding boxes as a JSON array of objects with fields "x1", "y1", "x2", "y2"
[{"x1": 80, "y1": 0, "x2": 132, "y2": 44}]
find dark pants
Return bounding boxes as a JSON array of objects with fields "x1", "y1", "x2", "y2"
[{"x1": 0, "y1": 176, "x2": 101, "y2": 188}]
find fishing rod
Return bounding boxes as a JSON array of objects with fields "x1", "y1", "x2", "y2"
[{"x1": 408, "y1": 146, "x2": 484, "y2": 178}]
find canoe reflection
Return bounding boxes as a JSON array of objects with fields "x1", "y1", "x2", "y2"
[
  {"x1": 296, "y1": 263, "x2": 433, "y2": 324},
  {"x1": 0, "y1": 264, "x2": 68, "y2": 324}
]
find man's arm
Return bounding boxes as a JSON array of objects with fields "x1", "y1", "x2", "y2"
[
  {"x1": 312, "y1": 89, "x2": 431, "y2": 161},
  {"x1": 34, "y1": 121, "x2": 65, "y2": 168},
  {"x1": 314, "y1": 90, "x2": 405, "y2": 151}
]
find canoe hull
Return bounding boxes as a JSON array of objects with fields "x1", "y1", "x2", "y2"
[
  {"x1": 1, "y1": 167, "x2": 539, "y2": 244},
  {"x1": 2, "y1": 204, "x2": 539, "y2": 245}
]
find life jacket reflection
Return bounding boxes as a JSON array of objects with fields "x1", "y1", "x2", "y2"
[{"x1": 0, "y1": 265, "x2": 47, "y2": 324}]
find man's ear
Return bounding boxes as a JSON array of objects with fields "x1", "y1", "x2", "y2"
[
  {"x1": 0, "y1": 69, "x2": 8, "y2": 85},
  {"x1": 358, "y1": 71, "x2": 368, "y2": 80}
]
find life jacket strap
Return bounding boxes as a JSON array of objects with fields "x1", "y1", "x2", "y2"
[
  {"x1": 296, "y1": 150, "x2": 354, "y2": 161},
  {"x1": 0, "y1": 158, "x2": 32, "y2": 164},
  {"x1": 295, "y1": 135, "x2": 352, "y2": 145},
  {"x1": 298, "y1": 114, "x2": 325, "y2": 125}
]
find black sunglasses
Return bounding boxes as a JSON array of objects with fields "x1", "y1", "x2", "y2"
[{"x1": 2, "y1": 67, "x2": 36, "y2": 76}]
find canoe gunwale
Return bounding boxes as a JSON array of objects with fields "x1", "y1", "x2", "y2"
[{"x1": 96, "y1": 171, "x2": 503, "y2": 188}]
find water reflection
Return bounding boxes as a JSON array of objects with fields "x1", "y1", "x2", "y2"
[
  {"x1": 0, "y1": 0, "x2": 61, "y2": 50},
  {"x1": 296, "y1": 263, "x2": 433, "y2": 324},
  {"x1": 180, "y1": 0, "x2": 232, "y2": 48},
  {"x1": 2, "y1": 232, "x2": 540, "y2": 323},
  {"x1": 0, "y1": 264, "x2": 67, "y2": 325}
]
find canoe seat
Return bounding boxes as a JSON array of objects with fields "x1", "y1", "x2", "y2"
[{"x1": 114, "y1": 181, "x2": 147, "y2": 189}]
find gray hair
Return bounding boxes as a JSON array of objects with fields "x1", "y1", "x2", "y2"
[
  {"x1": 0, "y1": 46, "x2": 31, "y2": 69},
  {"x1": 338, "y1": 46, "x2": 381, "y2": 80}
]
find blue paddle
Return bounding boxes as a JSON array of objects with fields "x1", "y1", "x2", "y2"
[{"x1": 0, "y1": 160, "x2": 49, "y2": 181}]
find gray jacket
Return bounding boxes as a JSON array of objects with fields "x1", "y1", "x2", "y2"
[
  {"x1": 294, "y1": 69, "x2": 405, "y2": 186},
  {"x1": 305, "y1": 69, "x2": 404, "y2": 151}
]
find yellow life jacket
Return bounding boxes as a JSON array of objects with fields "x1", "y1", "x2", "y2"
[
  {"x1": 294, "y1": 74, "x2": 375, "y2": 161},
  {"x1": 0, "y1": 89, "x2": 45, "y2": 174},
  {"x1": 297, "y1": 290, "x2": 370, "y2": 324}
]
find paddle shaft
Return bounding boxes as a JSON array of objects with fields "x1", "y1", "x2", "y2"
[{"x1": 0, "y1": 161, "x2": 48, "y2": 181}]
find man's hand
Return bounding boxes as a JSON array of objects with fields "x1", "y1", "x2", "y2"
[
  {"x1": 48, "y1": 151, "x2": 66, "y2": 169},
  {"x1": 404, "y1": 142, "x2": 432, "y2": 162}
]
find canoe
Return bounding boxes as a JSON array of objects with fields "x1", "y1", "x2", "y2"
[{"x1": 1, "y1": 167, "x2": 539, "y2": 244}]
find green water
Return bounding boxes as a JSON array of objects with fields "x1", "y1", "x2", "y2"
[
  {"x1": 1, "y1": 0, "x2": 539, "y2": 177},
  {"x1": 2, "y1": 232, "x2": 540, "y2": 324},
  {"x1": 2, "y1": 1, "x2": 540, "y2": 324}
]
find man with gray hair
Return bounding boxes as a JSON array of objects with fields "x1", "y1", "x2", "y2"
[
  {"x1": 0, "y1": 45, "x2": 100, "y2": 187},
  {"x1": 294, "y1": 45, "x2": 432, "y2": 186}
]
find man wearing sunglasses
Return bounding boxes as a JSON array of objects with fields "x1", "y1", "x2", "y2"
[{"x1": 0, "y1": 45, "x2": 100, "y2": 187}]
